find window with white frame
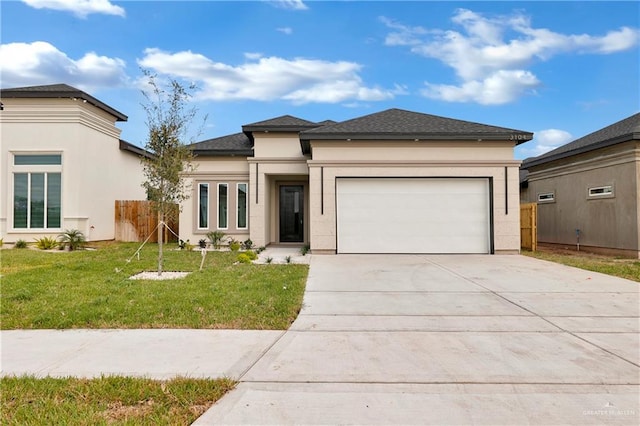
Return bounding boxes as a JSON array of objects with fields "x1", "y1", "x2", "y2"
[
  {"x1": 198, "y1": 183, "x2": 209, "y2": 229},
  {"x1": 588, "y1": 185, "x2": 614, "y2": 198},
  {"x1": 537, "y1": 192, "x2": 555, "y2": 203},
  {"x1": 217, "y1": 183, "x2": 228, "y2": 229},
  {"x1": 237, "y1": 183, "x2": 248, "y2": 229},
  {"x1": 12, "y1": 154, "x2": 62, "y2": 229}
]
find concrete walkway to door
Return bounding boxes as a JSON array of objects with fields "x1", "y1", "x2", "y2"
[{"x1": 195, "y1": 254, "x2": 640, "y2": 425}]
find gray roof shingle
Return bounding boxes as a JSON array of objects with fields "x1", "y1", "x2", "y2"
[
  {"x1": 188, "y1": 132, "x2": 253, "y2": 156},
  {"x1": 0, "y1": 83, "x2": 128, "y2": 121},
  {"x1": 300, "y1": 108, "x2": 532, "y2": 142},
  {"x1": 522, "y1": 112, "x2": 640, "y2": 169},
  {"x1": 242, "y1": 115, "x2": 320, "y2": 132}
]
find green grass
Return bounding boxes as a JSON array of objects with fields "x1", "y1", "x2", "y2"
[
  {"x1": 1, "y1": 375, "x2": 236, "y2": 425},
  {"x1": 1, "y1": 242, "x2": 308, "y2": 329},
  {"x1": 523, "y1": 249, "x2": 640, "y2": 282}
]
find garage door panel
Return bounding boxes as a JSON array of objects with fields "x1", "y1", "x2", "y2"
[{"x1": 337, "y1": 178, "x2": 490, "y2": 254}]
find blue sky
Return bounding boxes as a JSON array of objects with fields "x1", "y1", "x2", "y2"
[{"x1": 1, "y1": 0, "x2": 638, "y2": 159}]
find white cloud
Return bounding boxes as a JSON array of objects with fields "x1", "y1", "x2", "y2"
[
  {"x1": 383, "y1": 8, "x2": 640, "y2": 105},
  {"x1": 269, "y1": 0, "x2": 308, "y2": 11},
  {"x1": 138, "y1": 48, "x2": 399, "y2": 104},
  {"x1": 277, "y1": 27, "x2": 293, "y2": 35},
  {"x1": 21, "y1": 0, "x2": 125, "y2": 18},
  {"x1": 0, "y1": 41, "x2": 128, "y2": 91},
  {"x1": 520, "y1": 128, "x2": 573, "y2": 158},
  {"x1": 421, "y1": 70, "x2": 540, "y2": 105},
  {"x1": 244, "y1": 52, "x2": 264, "y2": 60}
]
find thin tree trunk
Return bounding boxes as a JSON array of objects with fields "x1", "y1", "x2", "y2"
[{"x1": 157, "y1": 210, "x2": 164, "y2": 276}]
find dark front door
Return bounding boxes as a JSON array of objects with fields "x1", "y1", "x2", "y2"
[{"x1": 279, "y1": 185, "x2": 304, "y2": 242}]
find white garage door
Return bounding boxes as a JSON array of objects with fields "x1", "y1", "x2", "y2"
[{"x1": 336, "y1": 178, "x2": 491, "y2": 254}]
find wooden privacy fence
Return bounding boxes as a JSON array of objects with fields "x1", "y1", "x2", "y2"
[
  {"x1": 115, "y1": 200, "x2": 179, "y2": 243},
  {"x1": 520, "y1": 202, "x2": 537, "y2": 251}
]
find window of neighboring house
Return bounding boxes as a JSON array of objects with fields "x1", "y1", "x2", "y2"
[
  {"x1": 537, "y1": 192, "x2": 555, "y2": 203},
  {"x1": 588, "y1": 185, "x2": 614, "y2": 198},
  {"x1": 218, "y1": 183, "x2": 228, "y2": 229},
  {"x1": 198, "y1": 183, "x2": 209, "y2": 229},
  {"x1": 13, "y1": 154, "x2": 62, "y2": 229},
  {"x1": 237, "y1": 183, "x2": 248, "y2": 229}
]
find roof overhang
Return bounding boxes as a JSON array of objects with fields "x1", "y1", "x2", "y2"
[
  {"x1": 522, "y1": 132, "x2": 639, "y2": 169},
  {"x1": 300, "y1": 132, "x2": 533, "y2": 155},
  {"x1": 1, "y1": 88, "x2": 128, "y2": 122},
  {"x1": 192, "y1": 149, "x2": 254, "y2": 157},
  {"x1": 119, "y1": 140, "x2": 154, "y2": 159}
]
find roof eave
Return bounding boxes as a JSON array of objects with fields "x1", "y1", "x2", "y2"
[
  {"x1": 523, "y1": 133, "x2": 638, "y2": 169},
  {"x1": 301, "y1": 132, "x2": 533, "y2": 143},
  {"x1": 192, "y1": 149, "x2": 254, "y2": 157},
  {"x1": 1, "y1": 89, "x2": 128, "y2": 122},
  {"x1": 119, "y1": 140, "x2": 154, "y2": 159}
]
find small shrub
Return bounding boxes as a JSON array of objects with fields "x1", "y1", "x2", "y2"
[
  {"x1": 237, "y1": 253, "x2": 252, "y2": 264},
  {"x1": 184, "y1": 241, "x2": 195, "y2": 251},
  {"x1": 0, "y1": 237, "x2": 3, "y2": 248},
  {"x1": 207, "y1": 231, "x2": 226, "y2": 249},
  {"x1": 245, "y1": 250, "x2": 258, "y2": 260},
  {"x1": 35, "y1": 236, "x2": 58, "y2": 250},
  {"x1": 58, "y1": 229, "x2": 86, "y2": 251},
  {"x1": 198, "y1": 239, "x2": 207, "y2": 249},
  {"x1": 256, "y1": 246, "x2": 266, "y2": 254},
  {"x1": 241, "y1": 239, "x2": 254, "y2": 250},
  {"x1": 265, "y1": 257, "x2": 273, "y2": 264},
  {"x1": 229, "y1": 239, "x2": 240, "y2": 252},
  {"x1": 14, "y1": 239, "x2": 28, "y2": 249},
  {"x1": 285, "y1": 255, "x2": 292, "y2": 264},
  {"x1": 300, "y1": 244, "x2": 310, "y2": 256}
]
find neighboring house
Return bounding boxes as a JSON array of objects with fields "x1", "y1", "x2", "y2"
[
  {"x1": 0, "y1": 84, "x2": 147, "y2": 243},
  {"x1": 182, "y1": 109, "x2": 532, "y2": 254},
  {"x1": 521, "y1": 113, "x2": 640, "y2": 258}
]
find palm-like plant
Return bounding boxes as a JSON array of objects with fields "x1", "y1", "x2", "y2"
[{"x1": 58, "y1": 229, "x2": 86, "y2": 251}]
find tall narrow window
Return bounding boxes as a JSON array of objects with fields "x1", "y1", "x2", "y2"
[
  {"x1": 198, "y1": 183, "x2": 209, "y2": 229},
  {"x1": 218, "y1": 183, "x2": 228, "y2": 229},
  {"x1": 13, "y1": 174, "x2": 28, "y2": 228},
  {"x1": 237, "y1": 183, "x2": 248, "y2": 229}
]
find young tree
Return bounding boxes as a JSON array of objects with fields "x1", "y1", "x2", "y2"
[{"x1": 141, "y1": 71, "x2": 202, "y2": 275}]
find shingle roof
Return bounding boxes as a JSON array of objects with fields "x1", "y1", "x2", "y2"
[
  {"x1": 188, "y1": 132, "x2": 253, "y2": 156},
  {"x1": 522, "y1": 113, "x2": 640, "y2": 168},
  {"x1": 300, "y1": 108, "x2": 532, "y2": 143},
  {"x1": 242, "y1": 115, "x2": 320, "y2": 133},
  {"x1": 0, "y1": 83, "x2": 128, "y2": 121}
]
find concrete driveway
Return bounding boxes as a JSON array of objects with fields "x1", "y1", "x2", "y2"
[{"x1": 196, "y1": 255, "x2": 639, "y2": 425}]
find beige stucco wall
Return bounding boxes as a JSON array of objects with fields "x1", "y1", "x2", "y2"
[
  {"x1": 0, "y1": 98, "x2": 146, "y2": 242},
  {"x1": 308, "y1": 140, "x2": 521, "y2": 254},
  {"x1": 253, "y1": 132, "x2": 307, "y2": 159},
  {"x1": 525, "y1": 141, "x2": 639, "y2": 255}
]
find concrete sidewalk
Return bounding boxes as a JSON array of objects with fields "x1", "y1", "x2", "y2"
[
  {"x1": 1, "y1": 329, "x2": 283, "y2": 379},
  {"x1": 195, "y1": 254, "x2": 640, "y2": 425}
]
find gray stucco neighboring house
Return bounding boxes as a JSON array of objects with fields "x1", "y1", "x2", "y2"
[{"x1": 521, "y1": 113, "x2": 640, "y2": 258}]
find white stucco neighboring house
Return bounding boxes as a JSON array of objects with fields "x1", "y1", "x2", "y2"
[
  {"x1": 181, "y1": 109, "x2": 533, "y2": 254},
  {"x1": 0, "y1": 84, "x2": 148, "y2": 243}
]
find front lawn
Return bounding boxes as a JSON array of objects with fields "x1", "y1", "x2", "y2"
[
  {"x1": 1, "y1": 376, "x2": 235, "y2": 425},
  {"x1": 523, "y1": 248, "x2": 640, "y2": 282},
  {"x1": 1, "y1": 242, "x2": 308, "y2": 329}
]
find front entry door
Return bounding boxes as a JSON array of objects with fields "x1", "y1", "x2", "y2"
[{"x1": 279, "y1": 185, "x2": 304, "y2": 242}]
